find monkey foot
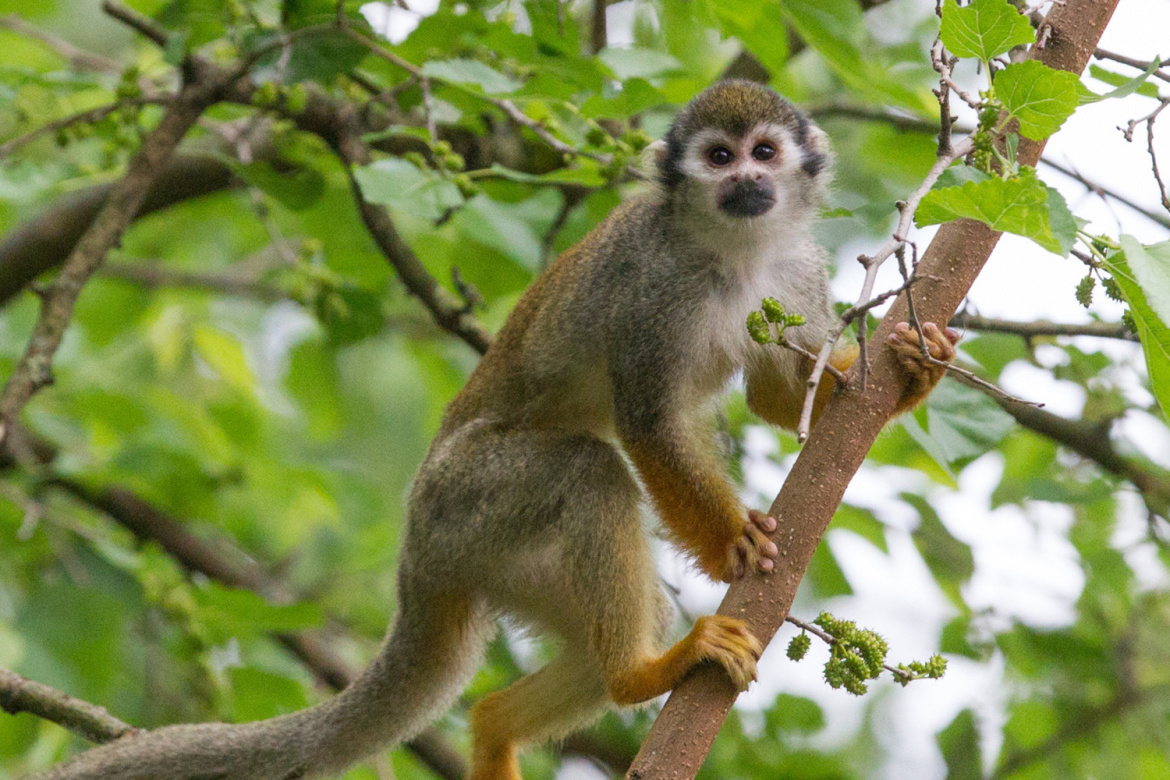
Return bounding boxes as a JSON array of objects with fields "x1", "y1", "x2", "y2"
[
  {"x1": 690, "y1": 615, "x2": 763, "y2": 691},
  {"x1": 887, "y1": 322, "x2": 960, "y2": 402},
  {"x1": 726, "y1": 509, "x2": 779, "y2": 581}
]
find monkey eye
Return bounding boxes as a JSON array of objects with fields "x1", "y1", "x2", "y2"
[
  {"x1": 708, "y1": 146, "x2": 733, "y2": 166},
  {"x1": 752, "y1": 142, "x2": 777, "y2": 161}
]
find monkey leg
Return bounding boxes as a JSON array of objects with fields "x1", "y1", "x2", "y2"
[{"x1": 468, "y1": 655, "x2": 609, "y2": 780}]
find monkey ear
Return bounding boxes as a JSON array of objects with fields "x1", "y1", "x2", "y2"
[
  {"x1": 640, "y1": 139, "x2": 668, "y2": 176},
  {"x1": 645, "y1": 139, "x2": 667, "y2": 161}
]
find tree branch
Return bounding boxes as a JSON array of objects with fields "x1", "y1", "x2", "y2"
[
  {"x1": 0, "y1": 72, "x2": 224, "y2": 448},
  {"x1": 0, "y1": 668, "x2": 139, "y2": 744},
  {"x1": 957, "y1": 377, "x2": 1170, "y2": 515},
  {"x1": 0, "y1": 14, "x2": 122, "y2": 73},
  {"x1": 625, "y1": 2, "x2": 1120, "y2": 776},
  {"x1": 1040, "y1": 156, "x2": 1170, "y2": 229},
  {"x1": 0, "y1": 424, "x2": 470, "y2": 779},
  {"x1": 949, "y1": 312, "x2": 1136, "y2": 340}
]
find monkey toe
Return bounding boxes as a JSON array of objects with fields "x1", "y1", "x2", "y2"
[
  {"x1": 692, "y1": 615, "x2": 762, "y2": 691},
  {"x1": 729, "y1": 510, "x2": 779, "y2": 579}
]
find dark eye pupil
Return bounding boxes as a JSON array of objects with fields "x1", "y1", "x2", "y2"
[
  {"x1": 709, "y1": 147, "x2": 732, "y2": 165},
  {"x1": 753, "y1": 143, "x2": 776, "y2": 161}
]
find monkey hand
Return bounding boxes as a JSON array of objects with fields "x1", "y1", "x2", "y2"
[
  {"x1": 887, "y1": 321, "x2": 960, "y2": 411},
  {"x1": 724, "y1": 509, "x2": 779, "y2": 581}
]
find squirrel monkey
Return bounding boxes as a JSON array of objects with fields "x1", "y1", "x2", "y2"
[{"x1": 41, "y1": 81, "x2": 957, "y2": 780}]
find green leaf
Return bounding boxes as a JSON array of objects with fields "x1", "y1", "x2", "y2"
[
  {"x1": 454, "y1": 194, "x2": 544, "y2": 271},
  {"x1": 830, "y1": 504, "x2": 888, "y2": 553},
  {"x1": 156, "y1": 0, "x2": 229, "y2": 48},
  {"x1": 1045, "y1": 186, "x2": 1076, "y2": 254},
  {"x1": 193, "y1": 583, "x2": 324, "y2": 640},
  {"x1": 1103, "y1": 240, "x2": 1170, "y2": 420},
  {"x1": 939, "y1": 0, "x2": 1034, "y2": 63},
  {"x1": 597, "y1": 47, "x2": 684, "y2": 80},
  {"x1": 933, "y1": 164, "x2": 990, "y2": 190},
  {"x1": 764, "y1": 694, "x2": 826, "y2": 736},
  {"x1": 779, "y1": 0, "x2": 930, "y2": 112},
  {"x1": 235, "y1": 161, "x2": 325, "y2": 211},
  {"x1": 1119, "y1": 235, "x2": 1170, "y2": 324},
  {"x1": 193, "y1": 326, "x2": 255, "y2": 394},
  {"x1": 1082, "y1": 60, "x2": 1163, "y2": 103},
  {"x1": 937, "y1": 709, "x2": 981, "y2": 780},
  {"x1": 915, "y1": 380, "x2": 1017, "y2": 466},
  {"x1": 353, "y1": 158, "x2": 464, "y2": 221},
  {"x1": 579, "y1": 78, "x2": 669, "y2": 119},
  {"x1": 807, "y1": 542, "x2": 852, "y2": 597},
  {"x1": 905, "y1": 493, "x2": 973, "y2": 607},
  {"x1": 915, "y1": 169, "x2": 1075, "y2": 255},
  {"x1": 420, "y1": 58, "x2": 522, "y2": 94},
  {"x1": 995, "y1": 60, "x2": 1081, "y2": 140},
  {"x1": 484, "y1": 162, "x2": 607, "y2": 188}
]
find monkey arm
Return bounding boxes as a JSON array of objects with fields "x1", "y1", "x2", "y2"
[
  {"x1": 620, "y1": 416, "x2": 749, "y2": 582},
  {"x1": 745, "y1": 344, "x2": 858, "y2": 431}
]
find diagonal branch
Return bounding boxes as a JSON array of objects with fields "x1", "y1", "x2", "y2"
[
  {"x1": 0, "y1": 14, "x2": 122, "y2": 73},
  {"x1": 0, "y1": 668, "x2": 139, "y2": 744},
  {"x1": 0, "y1": 427, "x2": 468, "y2": 780},
  {"x1": 958, "y1": 377, "x2": 1170, "y2": 515},
  {"x1": 0, "y1": 72, "x2": 224, "y2": 448},
  {"x1": 625, "y1": 1, "x2": 1121, "y2": 777}
]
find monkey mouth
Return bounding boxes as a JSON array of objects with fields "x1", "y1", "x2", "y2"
[{"x1": 719, "y1": 182, "x2": 775, "y2": 218}]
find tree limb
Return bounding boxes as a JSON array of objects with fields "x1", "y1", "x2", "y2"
[
  {"x1": 949, "y1": 312, "x2": 1136, "y2": 341},
  {"x1": 961, "y1": 379, "x2": 1170, "y2": 515},
  {"x1": 625, "y1": 2, "x2": 1120, "y2": 777},
  {"x1": 0, "y1": 14, "x2": 122, "y2": 73},
  {"x1": 0, "y1": 668, "x2": 139, "y2": 744},
  {"x1": 0, "y1": 74, "x2": 226, "y2": 447}
]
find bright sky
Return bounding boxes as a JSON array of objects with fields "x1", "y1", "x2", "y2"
[{"x1": 361, "y1": 1, "x2": 1170, "y2": 777}]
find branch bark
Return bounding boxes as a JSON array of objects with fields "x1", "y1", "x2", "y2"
[
  {"x1": 949, "y1": 312, "x2": 1136, "y2": 341},
  {"x1": 53, "y1": 479, "x2": 469, "y2": 780},
  {"x1": 626, "y1": 2, "x2": 1120, "y2": 777},
  {"x1": 0, "y1": 72, "x2": 227, "y2": 446},
  {"x1": 0, "y1": 668, "x2": 139, "y2": 744},
  {"x1": 968, "y1": 382, "x2": 1170, "y2": 514}
]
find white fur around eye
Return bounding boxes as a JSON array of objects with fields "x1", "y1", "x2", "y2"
[{"x1": 679, "y1": 129, "x2": 734, "y2": 181}]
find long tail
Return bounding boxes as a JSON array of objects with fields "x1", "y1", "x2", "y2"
[{"x1": 39, "y1": 594, "x2": 487, "y2": 780}]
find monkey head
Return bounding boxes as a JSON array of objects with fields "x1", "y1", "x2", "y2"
[{"x1": 655, "y1": 80, "x2": 831, "y2": 224}]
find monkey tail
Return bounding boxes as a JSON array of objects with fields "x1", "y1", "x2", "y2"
[{"x1": 39, "y1": 591, "x2": 489, "y2": 780}]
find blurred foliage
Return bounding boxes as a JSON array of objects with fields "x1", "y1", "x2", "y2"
[{"x1": 2, "y1": 0, "x2": 1169, "y2": 779}]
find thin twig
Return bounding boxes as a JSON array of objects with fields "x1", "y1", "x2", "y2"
[
  {"x1": 0, "y1": 667, "x2": 140, "y2": 744},
  {"x1": 1094, "y1": 48, "x2": 1170, "y2": 86},
  {"x1": 949, "y1": 312, "x2": 1136, "y2": 340},
  {"x1": 931, "y1": 40, "x2": 981, "y2": 110},
  {"x1": 783, "y1": 616, "x2": 921, "y2": 685},
  {"x1": 100, "y1": 0, "x2": 170, "y2": 48},
  {"x1": 797, "y1": 130, "x2": 972, "y2": 442},
  {"x1": 1146, "y1": 102, "x2": 1170, "y2": 213},
  {"x1": 0, "y1": 96, "x2": 170, "y2": 159},
  {"x1": 100, "y1": 262, "x2": 287, "y2": 301},
  {"x1": 1040, "y1": 157, "x2": 1170, "y2": 229},
  {"x1": 0, "y1": 15, "x2": 122, "y2": 73}
]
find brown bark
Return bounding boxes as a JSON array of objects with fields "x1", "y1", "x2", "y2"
[
  {"x1": 0, "y1": 72, "x2": 227, "y2": 444},
  {"x1": 0, "y1": 155, "x2": 239, "y2": 307},
  {"x1": 0, "y1": 669, "x2": 139, "y2": 744},
  {"x1": 626, "y1": 1, "x2": 1121, "y2": 777}
]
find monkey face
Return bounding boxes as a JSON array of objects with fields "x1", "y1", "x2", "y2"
[
  {"x1": 684, "y1": 126, "x2": 789, "y2": 219},
  {"x1": 656, "y1": 81, "x2": 832, "y2": 223}
]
